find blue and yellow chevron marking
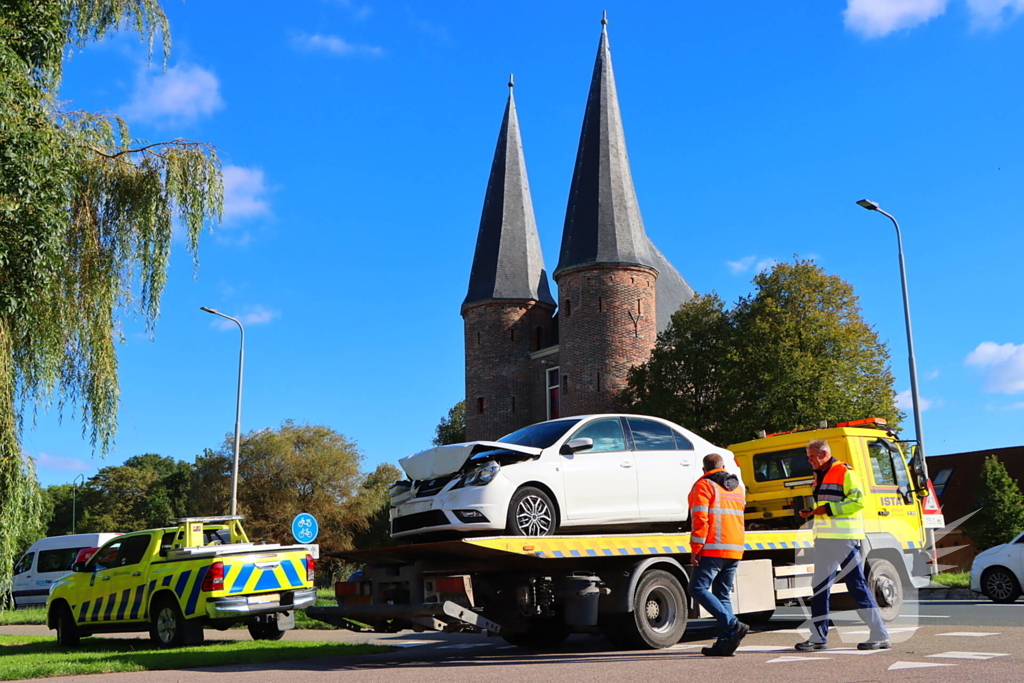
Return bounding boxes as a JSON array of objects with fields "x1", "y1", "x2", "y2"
[{"x1": 223, "y1": 557, "x2": 308, "y2": 595}]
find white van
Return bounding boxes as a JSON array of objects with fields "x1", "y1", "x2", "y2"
[{"x1": 12, "y1": 533, "x2": 120, "y2": 608}]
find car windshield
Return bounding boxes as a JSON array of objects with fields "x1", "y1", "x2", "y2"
[{"x1": 498, "y1": 419, "x2": 580, "y2": 448}]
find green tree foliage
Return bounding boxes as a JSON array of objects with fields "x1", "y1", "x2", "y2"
[
  {"x1": 0, "y1": 0, "x2": 222, "y2": 608},
  {"x1": 622, "y1": 259, "x2": 900, "y2": 445},
  {"x1": 42, "y1": 483, "x2": 75, "y2": 536},
  {"x1": 966, "y1": 455, "x2": 1024, "y2": 552},
  {"x1": 190, "y1": 422, "x2": 395, "y2": 558},
  {"x1": 351, "y1": 463, "x2": 403, "y2": 551},
  {"x1": 433, "y1": 401, "x2": 466, "y2": 446}
]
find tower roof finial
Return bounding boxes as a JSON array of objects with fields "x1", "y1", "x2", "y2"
[
  {"x1": 601, "y1": 10, "x2": 608, "y2": 29},
  {"x1": 508, "y1": 73, "x2": 514, "y2": 92}
]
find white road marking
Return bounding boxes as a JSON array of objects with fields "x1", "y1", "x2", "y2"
[
  {"x1": 735, "y1": 645, "x2": 792, "y2": 652},
  {"x1": 889, "y1": 661, "x2": 957, "y2": 670},
  {"x1": 827, "y1": 648, "x2": 884, "y2": 655},
  {"x1": 668, "y1": 643, "x2": 704, "y2": 650},
  {"x1": 437, "y1": 643, "x2": 491, "y2": 650},
  {"x1": 901, "y1": 614, "x2": 951, "y2": 618},
  {"x1": 770, "y1": 628, "x2": 811, "y2": 634},
  {"x1": 767, "y1": 655, "x2": 832, "y2": 663},
  {"x1": 927, "y1": 651, "x2": 1011, "y2": 660},
  {"x1": 843, "y1": 627, "x2": 920, "y2": 634},
  {"x1": 936, "y1": 632, "x2": 1001, "y2": 637},
  {"x1": 390, "y1": 640, "x2": 442, "y2": 648}
]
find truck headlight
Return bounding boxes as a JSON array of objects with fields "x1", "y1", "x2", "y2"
[{"x1": 463, "y1": 462, "x2": 500, "y2": 487}]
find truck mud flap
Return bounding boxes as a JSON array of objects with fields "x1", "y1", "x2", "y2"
[{"x1": 306, "y1": 601, "x2": 502, "y2": 634}]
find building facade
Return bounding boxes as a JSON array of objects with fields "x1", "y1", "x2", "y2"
[{"x1": 462, "y1": 22, "x2": 695, "y2": 441}]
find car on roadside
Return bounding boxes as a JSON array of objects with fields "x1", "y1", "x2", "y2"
[
  {"x1": 390, "y1": 414, "x2": 740, "y2": 539},
  {"x1": 970, "y1": 530, "x2": 1024, "y2": 603},
  {"x1": 11, "y1": 533, "x2": 121, "y2": 608}
]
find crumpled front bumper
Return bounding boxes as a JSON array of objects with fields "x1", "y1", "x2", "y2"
[{"x1": 206, "y1": 588, "x2": 317, "y2": 619}]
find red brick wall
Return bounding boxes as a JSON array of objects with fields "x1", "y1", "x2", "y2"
[
  {"x1": 554, "y1": 264, "x2": 658, "y2": 416},
  {"x1": 462, "y1": 300, "x2": 556, "y2": 441}
]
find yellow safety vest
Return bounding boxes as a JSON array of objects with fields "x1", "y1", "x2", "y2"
[{"x1": 811, "y1": 461, "x2": 865, "y2": 540}]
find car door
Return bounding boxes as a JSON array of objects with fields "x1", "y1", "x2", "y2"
[
  {"x1": 11, "y1": 551, "x2": 35, "y2": 607},
  {"x1": 627, "y1": 418, "x2": 696, "y2": 518},
  {"x1": 81, "y1": 534, "x2": 154, "y2": 626},
  {"x1": 559, "y1": 417, "x2": 639, "y2": 521},
  {"x1": 1011, "y1": 533, "x2": 1024, "y2": 585}
]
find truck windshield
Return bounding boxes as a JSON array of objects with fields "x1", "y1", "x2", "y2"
[
  {"x1": 753, "y1": 447, "x2": 814, "y2": 482},
  {"x1": 498, "y1": 419, "x2": 580, "y2": 448}
]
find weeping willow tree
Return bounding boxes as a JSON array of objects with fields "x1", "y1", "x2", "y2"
[{"x1": 0, "y1": 0, "x2": 223, "y2": 607}]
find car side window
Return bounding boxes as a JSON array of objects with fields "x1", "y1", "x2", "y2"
[
  {"x1": 570, "y1": 418, "x2": 626, "y2": 453},
  {"x1": 88, "y1": 540, "x2": 123, "y2": 572},
  {"x1": 626, "y1": 418, "x2": 676, "y2": 451},
  {"x1": 671, "y1": 429, "x2": 694, "y2": 451},
  {"x1": 867, "y1": 439, "x2": 897, "y2": 486},
  {"x1": 38, "y1": 548, "x2": 84, "y2": 573},
  {"x1": 13, "y1": 552, "x2": 34, "y2": 575},
  {"x1": 116, "y1": 535, "x2": 153, "y2": 567}
]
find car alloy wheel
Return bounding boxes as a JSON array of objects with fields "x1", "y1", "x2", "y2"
[
  {"x1": 983, "y1": 567, "x2": 1022, "y2": 604},
  {"x1": 507, "y1": 486, "x2": 556, "y2": 536}
]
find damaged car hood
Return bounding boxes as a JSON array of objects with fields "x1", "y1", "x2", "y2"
[{"x1": 399, "y1": 441, "x2": 542, "y2": 481}]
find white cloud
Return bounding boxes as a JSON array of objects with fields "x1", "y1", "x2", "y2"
[
  {"x1": 966, "y1": 0, "x2": 1024, "y2": 28},
  {"x1": 210, "y1": 305, "x2": 280, "y2": 331},
  {"x1": 34, "y1": 452, "x2": 91, "y2": 473},
  {"x1": 897, "y1": 389, "x2": 935, "y2": 412},
  {"x1": 925, "y1": 369, "x2": 941, "y2": 380},
  {"x1": 726, "y1": 256, "x2": 777, "y2": 275},
  {"x1": 844, "y1": 0, "x2": 949, "y2": 38},
  {"x1": 291, "y1": 33, "x2": 384, "y2": 57},
  {"x1": 336, "y1": 0, "x2": 372, "y2": 20},
  {"x1": 223, "y1": 165, "x2": 271, "y2": 223},
  {"x1": 965, "y1": 341, "x2": 1024, "y2": 393},
  {"x1": 1007, "y1": 401, "x2": 1024, "y2": 410},
  {"x1": 121, "y1": 63, "x2": 224, "y2": 125}
]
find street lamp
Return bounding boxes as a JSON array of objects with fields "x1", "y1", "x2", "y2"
[
  {"x1": 71, "y1": 473, "x2": 85, "y2": 534},
  {"x1": 200, "y1": 307, "x2": 245, "y2": 516}
]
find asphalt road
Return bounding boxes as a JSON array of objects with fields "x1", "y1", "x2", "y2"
[{"x1": 4, "y1": 599, "x2": 1023, "y2": 683}]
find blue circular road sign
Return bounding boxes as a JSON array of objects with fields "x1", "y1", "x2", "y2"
[{"x1": 291, "y1": 513, "x2": 319, "y2": 544}]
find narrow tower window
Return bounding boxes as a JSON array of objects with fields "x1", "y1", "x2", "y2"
[
  {"x1": 596, "y1": 372, "x2": 601, "y2": 392},
  {"x1": 534, "y1": 326, "x2": 543, "y2": 350},
  {"x1": 637, "y1": 298, "x2": 642, "y2": 315},
  {"x1": 477, "y1": 331, "x2": 481, "y2": 345},
  {"x1": 598, "y1": 297, "x2": 603, "y2": 312},
  {"x1": 546, "y1": 367, "x2": 560, "y2": 420},
  {"x1": 566, "y1": 300, "x2": 571, "y2": 317},
  {"x1": 511, "y1": 395, "x2": 516, "y2": 413},
  {"x1": 510, "y1": 328, "x2": 515, "y2": 343},
  {"x1": 477, "y1": 397, "x2": 485, "y2": 414}
]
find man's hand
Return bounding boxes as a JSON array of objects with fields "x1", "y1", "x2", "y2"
[
  {"x1": 691, "y1": 552, "x2": 701, "y2": 567},
  {"x1": 799, "y1": 506, "x2": 829, "y2": 518}
]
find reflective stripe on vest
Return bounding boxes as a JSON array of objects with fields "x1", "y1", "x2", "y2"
[{"x1": 812, "y1": 461, "x2": 864, "y2": 539}]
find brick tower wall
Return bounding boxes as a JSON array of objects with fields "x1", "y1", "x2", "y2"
[
  {"x1": 463, "y1": 300, "x2": 556, "y2": 442},
  {"x1": 554, "y1": 264, "x2": 658, "y2": 416}
]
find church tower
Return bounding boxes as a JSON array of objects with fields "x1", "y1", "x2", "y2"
[
  {"x1": 462, "y1": 78, "x2": 556, "y2": 441},
  {"x1": 554, "y1": 18, "x2": 693, "y2": 416}
]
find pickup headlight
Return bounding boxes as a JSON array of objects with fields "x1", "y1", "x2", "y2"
[{"x1": 463, "y1": 462, "x2": 500, "y2": 487}]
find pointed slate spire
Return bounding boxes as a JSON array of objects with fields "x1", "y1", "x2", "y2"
[
  {"x1": 555, "y1": 16, "x2": 656, "y2": 278},
  {"x1": 463, "y1": 77, "x2": 555, "y2": 309}
]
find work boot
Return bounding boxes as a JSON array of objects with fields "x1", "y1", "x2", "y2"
[
  {"x1": 701, "y1": 641, "x2": 735, "y2": 657},
  {"x1": 794, "y1": 640, "x2": 828, "y2": 652},
  {"x1": 722, "y1": 621, "x2": 749, "y2": 655},
  {"x1": 857, "y1": 639, "x2": 891, "y2": 650}
]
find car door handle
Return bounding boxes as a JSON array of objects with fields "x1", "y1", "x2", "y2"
[
  {"x1": 101, "y1": 576, "x2": 111, "y2": 581},
  {"x1": 681, "y1": 462, "x2": 692, "y2": 467},
  {"x1": 620, "y1": 462, "x2": 633, "y2": 468},
  {"x1": 131, "y1": 572, "x2": 142, "y2": 577},
  {"x1": 878, "y1": 510, "x2": 890, "y2": 516}
]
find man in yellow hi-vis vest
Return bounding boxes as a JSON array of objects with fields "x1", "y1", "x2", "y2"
[{"x1": 795, "y1": 439, "x2": 890, "y2": 651}]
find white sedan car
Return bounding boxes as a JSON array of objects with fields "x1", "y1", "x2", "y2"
[
  {"x1": 971, "y1": 531, "x2": 1024, "y2": 603},
  {"x1": 389, "y1": 414, "x2": 740, "y2": 539}
]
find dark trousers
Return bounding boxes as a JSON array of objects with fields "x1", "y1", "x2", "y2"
[
  {"x1": 807, "y1": 538, "x2": 889, "y2": 643},
  {"x1": 690, "y1": 556, "x2": 740, "y2": 642}
]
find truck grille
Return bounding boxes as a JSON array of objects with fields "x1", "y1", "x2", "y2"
[
  {"x1": 415, "y1": 474, "x2": 457, "y2": 498},
  {"x1": 392, "y1": 510, "x2": 449, "y2": 534}
]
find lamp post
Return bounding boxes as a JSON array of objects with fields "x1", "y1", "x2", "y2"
[
  {"x1": 201, "y1": 307, "x2": 245, "y2": 516},
  {"x1": 856, "y1": 199, "x2": 935, "y2": 550},
  {"x1": 71, "y1": 473, "x2": 85, "y2": 534}
]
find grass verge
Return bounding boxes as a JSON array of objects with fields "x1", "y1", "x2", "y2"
[
  {"x1": 0, "y1": 635, "x2": 390, "y2": 680},
  {"x1": 0, "y1": 608, "x2": 46, "y2": 626},
  {"x1": 931, "y1": 571, "x2": 970, "y2": 589}
]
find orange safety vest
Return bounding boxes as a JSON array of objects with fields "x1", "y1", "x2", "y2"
[{"x1": 688, "y1": 468, "x2": 746, "y2": 559}]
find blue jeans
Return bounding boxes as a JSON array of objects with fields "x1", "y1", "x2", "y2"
[
  {"x1": 690, "y1": 556, "x2": 739, "y2": 641},
  {"x1": 807, "y1": 539, "x2": 889, "y2": 644}
]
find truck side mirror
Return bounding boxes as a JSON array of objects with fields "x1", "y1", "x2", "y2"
[
  {"x1": 897, "y1": 485, "x2": 914, "y2": 505},
  {"x1": 561, "y1": 438, "x2": 594, "y2": 455}
]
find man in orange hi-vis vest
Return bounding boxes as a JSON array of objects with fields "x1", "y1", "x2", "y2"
[{"x1": 688, "y1": 453, "x2": 749, "y2": 657}]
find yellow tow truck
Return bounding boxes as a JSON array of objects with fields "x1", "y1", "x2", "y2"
[
  {"x1": 46, "y1": 516, "x2": 317, "y2": 648},
  {"x1": 307, "y1": 419, "x2": 942, "y2": 649}
]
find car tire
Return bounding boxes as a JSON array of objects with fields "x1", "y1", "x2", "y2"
[
  {"x1": 981, "y1": 566, "x2": 1022, "y2": 604},
  {"x1": 54, "y1": 603, "x2": 80, "y2": 648},
  {"x1": 506, "y1": 487, "x2": 557, "y2": 537},
  {"x1": 150, "y1": 596, "x2": 204, "y2": 648},
  {"x1": 618, "y1": 569, "x2": 688, "y2": 649},
  {"x1": 866, "y1": 558, "x2": 904, "y2": 623}
]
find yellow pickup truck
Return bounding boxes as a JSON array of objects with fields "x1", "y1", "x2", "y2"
[{"x1": 46, "y1": 516, "x2": 317, "y2": 648}]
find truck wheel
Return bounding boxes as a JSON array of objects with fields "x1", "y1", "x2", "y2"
[
  {"x1": 54, "y1": 604, "x2": 80, "y2": 648},
  {"x1": 866, "y1": 559, "x2": 903, "y2": 622},
  {"x1": 248, "y1": 619, "x2": 287, "y2": 641},
  {"x1": 501, "y1": 619, "x2": 570, "y2": 648},
  {"x1": 506, "y1": 487, "x2": 556, "y2": 536},
  {"x1": 982, "y1": 567, "x2": 1022, "y2": 604},
  {"x1": 621, "y1": 569, "x2": 688, "y2": 649},
  {"x1": 150, "y1": 597, "x2": 204, "y2": 647}
]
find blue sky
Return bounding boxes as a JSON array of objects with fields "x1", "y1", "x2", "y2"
[{"x1": 24, "y1": 0, "x2": 1024, "y2": 488}]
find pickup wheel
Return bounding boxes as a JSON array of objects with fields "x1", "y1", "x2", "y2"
[
  {"x1": 619, "y1": 569, "x2": 688, "y2": 649},
  {"x1": 982, "y1": 567, "x2": 1022, "y2": 604},
  {"x1": 248, "y1": 619, "x2": 287, "y2": 641},
  {"x1": 54, "y1": 603, "x2": 80, "y2": 648},
  {"x1": 506, "y1": 487, "x2": 556, "y2": 537},
  {"x1": 150, "y1": 596, "x2": 204, "y2": 648}
]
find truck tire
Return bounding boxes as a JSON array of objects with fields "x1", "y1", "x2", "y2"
[
  {"x1": 506, "y1": 487, "x2": 556, "y2": 536},
  {"x1": 981, "y1": 567, "x2": 1022, "y2": 604},
  {"x1": 248, "y1": 619, "x2": 287, "y2": 641},
  {"x1": 501, "y1": 619, "x2": 571, "y2": 648},
  {"x1": 618, "y1": 569, "x2": 688, "y2": 649},
  {"x1": 150, "y1": 596, "x2": 204, "y2": 648},
  {"x1": 866, "y1": 559, "x2": 903, "y2": 623},
  {"x1": 54, "y1": 603, "x2": 80, "y2": 648}
]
